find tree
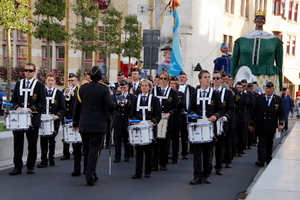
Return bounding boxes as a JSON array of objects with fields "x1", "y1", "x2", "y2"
[
  {"x1": 70, "y1": 0, "x2": 99, "y2": 78},
  {"x1": 100, "y1": 6, "x2": 122, "y2": 79},
  {"x1": 33, "y1": 0, "x2": 68, "y2": 73},
  {"x1": 0, "y1": 0, "x2": 31, "y2": 104},
  {"x1": 122, "y1": 14, "x2": 142, "y2": 73}
]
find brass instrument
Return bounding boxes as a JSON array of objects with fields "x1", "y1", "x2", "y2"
[{"x1": 64, "y1": 85, "x2": 73, "y2": 101}]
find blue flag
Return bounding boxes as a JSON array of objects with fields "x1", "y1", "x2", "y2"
[{"x1": 168, "y1": 9, "x2": 183, "y2": 76}]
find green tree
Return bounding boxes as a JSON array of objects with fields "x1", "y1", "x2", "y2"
[
  {"x1": 100, "y1": 6, "x2": 122, "y2": 79},
  {"x1": 122, "y1": 14, "x2": 142, "y2": 73},
  {"x1": 70, "y1": 0, "x2": 99, "y2": 77},
  {"x1": 33, "y1": 0, "x2": 68, "y2": 73},
  {"x1": 0, "y1": 0, "x2": 31, "y2": 104}
]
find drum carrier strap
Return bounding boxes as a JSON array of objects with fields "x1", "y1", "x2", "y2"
[
  {"x1": 46, "y1": 88, "x2": 57, "y2": 114},
  {"x1": 19, "y1": 79, "x2": 38, "y2": 109},
  {"x1": 154, "y1": 86, "x2": 171, "y2": 105},
  {"x1": 196, "y1": 88, "x2": 213, "y2": 119},
  {"x1": 137, "y1": 94, "x2": 153, "y2": 122},
  {"x1": 220, "y1": 88, "x2": 226, "y2": 103}
]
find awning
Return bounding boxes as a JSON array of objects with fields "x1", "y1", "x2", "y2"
[{"x1": 285, "y1": 76, "x2": 300, "y2": 85}]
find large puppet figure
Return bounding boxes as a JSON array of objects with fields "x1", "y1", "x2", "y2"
[
  {"x1": 213, "y1": 43, "x2": 231, "y2": 74},
  {"x1": 232, "y1": 10, "x2": 283, "y2": 94},
  {"x1": 157, "y1": 46, "x2": 172, "y2": 74}
]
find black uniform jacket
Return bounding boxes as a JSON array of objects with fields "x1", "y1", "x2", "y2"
[
  {"x1": 249, "y1": 94, "x2": 285, "y2": 133},
  {"x1": 112, "y1": 93, "x2": 136, "y2": 130},
  {"x1": 130, "y1": 94, "x2": 161, "y2": 126},
  {"x1": 42, "y1": 88, "x2": 66, "y2": 130},
  {"x1": 235, "y1": 91, "x2": 249, "y2": 124},
  {"x1": 173, "y1": 91, "x2": 186, "y2": 126},
  {"x1": 62, "y1": 86, "x2": 78, "y2": 119},
  {"x1": 188, "y1": 88, "x2": 223, "y2": 119},
  {"x1": 129, "y1": 82, "x2": 142, "y2": 96},
  {"x1": 218, "y1": 88, "x2": 235, "y2": 131},
  {"x1": 11, "y1": 79, "x2": 46, "y2": 127},
  {"x1": 152, "y1": 86, "x2": 178, "y2": 117},
  {"x1": 73, "y1": 82, "x2": 115, "y2": 133}
]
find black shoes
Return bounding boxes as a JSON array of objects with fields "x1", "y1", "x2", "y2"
[
  {"x1": 37, "y1": 162, "x2": 48, "y2": 168},
  {"x1": 9, "y1": 169, "x2": 22, "y2": 175},
  {"x1": 27, "y1": 168, "x2": 34, "y2": 174},
  {"x1": 113, "y1": 159, "x2": 121, "y2": 163},
  {"x1": 225, "y1": 164, "x2": 232, "y2": 168},
  {"x1": 124, "y1": 158, "x2": 130, "y2": 162},
  {"x1": 189, "y1": 178, "x2": 202, "y2": 185},
  {"x1": 255, "y1": 161, "x2": 264, "y2": 167},
  {"x1": 160, "y1": 166, "x2": 168, "y2": 170},
  {"x1": 132, "y1": 174, "x2": 142, "y2": 179},
  {"x1": 60, "y1": 155, "x2": 70, "y2": 160},
  {"x1": 144, "y1": 174, "x2": 151, "y2": 178},
  {"x1": 71, "y1": 170, "x2": 81, "y2": 176},
  {"x1": 216, "y1": 169, "x2": 223, "y2": 175},
  {"x1": 49, "y1": 160, "x2": 55, "y2": 166},
  {"x1": 202, "y1": 177, "x2": 211, "y2": 184},
  {"x1": 182, "y1": 155, "x2": 188, "y2": 160}
]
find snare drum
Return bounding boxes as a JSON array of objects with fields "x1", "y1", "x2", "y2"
[
  {"x1": 5, "y1": 110, "x2": 32, "y2": 130},
  {"x1": 216, "y1": 118, "x2": 224, "y2": 136},
  {"x1": 63, "y1": 123, "x2": 82, "y2": 143},
  {"x1": 157, "y1": 117, "x2": 168, "y2": 139},
  {"x1": 39, "y1": 114, "x2": 54, "y2": 136},
  {"x1": 188, "y1": 121, "x2": 214, "y2": 143},
  {"x1": 128, "y1": 124, "x2": 153, "y2": 146}
]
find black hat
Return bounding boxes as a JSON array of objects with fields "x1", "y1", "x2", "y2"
[
  {"x1": 170, "y1": 76, "x2": 178, "y2": 81},
  {"x1": 179, "y1": 71, "x2": 186, "y2": 76},
  {"x1": 282, "y1": 87, "x2": 287, "y2": 91},
  {"x1": 119, "y1": 80, "x2": 129, "y2": 86},
  {"x1": 161, "y1": 45, "x2": 172, "y2": 51},
  {"x1": 90, "y1": 66, "x2": 102, "y2": 79},
  {"x1": 252, "y1": 81, "x2": 258, "y2": 84},
  {"x1": 247, "y1": 83, "x2": 253, "y2": 87},
  {"x1": 117, "y1": 71, "x2": 124, "y2": 76},
  {"x1": 69, "y1": 73, "x2": 76, "y2": 78},
  {"x1": 155, "y1": 74, "x2": 160, "y2": 78},
  {"x1": 128, "y1": 73, "x2": 132, "y2": 77},
  {"x1": 221, "y1": 72, "x2": 228, "y2": 77},
  {"x1": 266, "y1": 82, "x2": 274, "y2": 88},
  {"x1": 132, "y1": 68, "x2": 141, "y2": 74},
  {"x1": 241, "y1": 79, "x2": 247, "y2": 83}
]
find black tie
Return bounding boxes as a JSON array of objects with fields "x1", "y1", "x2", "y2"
[
  {"x1": 266, "y1": 97, "x2": 270, "y2": 106},
  {"x1": 202, "y1": 91, "x2": 207, "y2": 97},
  {"x1": 142, "y1": 96, "x2": 146, "y2": 103},
  {"x1": 161, "y1": 89, "x2": 165, "y2": 96},
  {"x1": 26, "y1": 80, "x2": 30, "y2": 89}
]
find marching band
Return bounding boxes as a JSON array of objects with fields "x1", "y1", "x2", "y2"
[{"x1": 5, "y1": 63, "x2": 285, "y2": 187}]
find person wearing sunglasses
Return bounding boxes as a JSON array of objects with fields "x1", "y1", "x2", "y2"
[
  {"x1": 9, "y1": 63, "x2": 46, "y2": 175},
  {"x1": 152, "y1": 71, "x2": 178, "y2": 171},
  {"x1": 212, "y1": 71, "x2": 234, "y2": 175},
  {"x1": 112, "y1": 80, "x2": 136, "y2": 163}
]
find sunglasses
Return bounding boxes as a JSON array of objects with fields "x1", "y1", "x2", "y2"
[
  {"x1": 160, "y1": 77, "x2": 168, "y2": 80},
  {"x1": 212, "y1": 77, "x2": 221, "y2": 80},
  {"x1": 24, "y1": 69, "x2": 35, "y2": 73}
]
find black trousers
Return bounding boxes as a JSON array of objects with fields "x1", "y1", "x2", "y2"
[
  {"x1": 223, "y1": 129, "x2": 234, "y2": 164},
  {"x1": 105, "y1": 119, "x2": 112, "y2": 147},
  {"x1": 40, "y1": 129, "x2": 58, "y2": 163},
  {"x1": 236, "y1": 122, "x2": 247, "y2": 153},
  {"x1": 180, "y1": 116, "x2": 189, "y2": 156},
  {"x1": 171, "y1": 125, "x2": 181, "y2": 160},
  {"x1": 73, "y1": 142, "x2": 82, "y2": 171},
  {"x1": 13, "y1": 127, "x2": 39, "y2": 170},
  {"x1": 257, "y1": 132, "x2": 274, "y2": 164},
  {"x1": 214, "y1": 135, "x2": 225, "y2": 169},
  {"x1": 135, "y1": 143, "x2": 154, "y2": 175},
  {"x1": 153, "y1": 121, "x2": 172, "y2": 168},
  {"x1": 113, "y1": 128, "x2": 130, "y2": 160},
  {"x1": 81, "y1": 132, "x2": 105, "y2": 183},
  {"x1": 193, "y1": 142, "x2": 213, "y2": 178}
]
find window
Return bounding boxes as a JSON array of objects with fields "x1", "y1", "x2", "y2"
[
  {"x1": 17, "y1": 30, "x2": 27, "y2": 41},
  {"x1": 286, "y1": 35, "x2": 296, "y2": 56},
  {"x1": 223, "y1": 34, "x2": 233, "y2": 52},
  {"x1": 240, "y1": 0, "x2": 249, "y2": 18},
  {"x1": 3, "y1": 29, "x2": 13, "y2": 41},
  {"x1": 225, "y1": 0, "x2": 234, "y2": 14},
  {"x1": 255, "y1": 0, "x2": 267, "y2": 15},
  {"x1": 289, "y1": 1, "x2": 293, "y2": 20},
  {"x1": 42, "y1": 46, "x2": 66, "y2": 68},
  {"x1": 295, "y1": 3, "x2": 298, "y2": 21},
  {"x1": 273, "y1": 0, "x2": 282, "y2": 15},
  {"x1": 273, "y1": 31, "x2": 283, "y2": 40},
  {"x1": 288, "y1": 0, "x2": 298, "y2": 22}
]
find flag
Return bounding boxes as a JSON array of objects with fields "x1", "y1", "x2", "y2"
[{"x1": 168, "y1": 9, "x2": 183, "y2": 76}]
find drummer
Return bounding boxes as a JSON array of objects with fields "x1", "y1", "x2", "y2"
[
  {"x1": 9, "y1": 63, "x2": 46, "y2": 175},
  {"x1": 37, "y1": 73, "x2": 66, "y2": 168},
  {"x1": 152, "y1": 71, "x2": 178, "y2": 171},
  {"x1": 188, "y1": 70, "x2": 223, "y2": 185},
  {"x1": 130, "y1": 79, "x2": 161, "y2": 179}
]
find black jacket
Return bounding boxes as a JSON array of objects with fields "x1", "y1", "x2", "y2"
[
  {"x1": 11, "y1": 79, "x2": 46, "y2": 127},
  {"x1": 73, "y1": 82, "x2": 115, "y2": 133}
]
